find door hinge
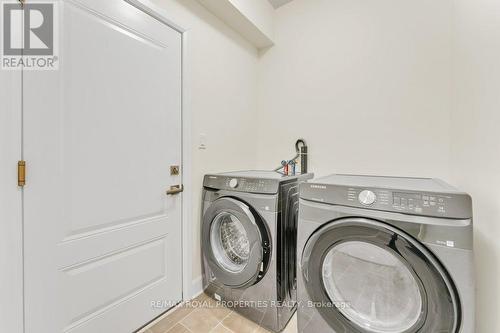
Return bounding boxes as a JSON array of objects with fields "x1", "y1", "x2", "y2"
[{"x1": 18, "y1": 161, "x2": 26, "y2": 187}]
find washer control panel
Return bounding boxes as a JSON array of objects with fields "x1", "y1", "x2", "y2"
[
  {"x1": 224, "y1": 177, "x2": 271, "y2": 192},
  {"x1": 204, "y1": 175, "x2": 280, "y2": 194}
]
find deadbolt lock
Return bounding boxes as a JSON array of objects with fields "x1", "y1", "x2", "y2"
[{"x1": 170, "y1": 165, "x2": 180, "y2": 175}]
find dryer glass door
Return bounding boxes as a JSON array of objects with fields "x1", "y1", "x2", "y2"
[
  {"x1": 322, "y1": 241, "x2": 422, "y2": 332},
  {"x1": 301, "y1": 218, "x2": 460, "y2": 333}
]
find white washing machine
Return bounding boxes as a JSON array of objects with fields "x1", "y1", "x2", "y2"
[
  {"x1": 297, "y1": 175, "x2": 474, "y2": 333},
  {"x1": 202, "y1": 171, "x2": 312, "y2": 332}
]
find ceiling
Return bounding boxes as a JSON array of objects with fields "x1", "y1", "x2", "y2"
[{"x1": 268, "y1": 0, "x2": 295, "y2": 9}]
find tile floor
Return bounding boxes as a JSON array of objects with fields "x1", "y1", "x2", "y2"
[{"x1": 142, "y1": 293, "x2": 298, "y2": 333}]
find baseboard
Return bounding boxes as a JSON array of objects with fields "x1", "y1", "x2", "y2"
[{"x1": 191, "y1": 276, "x2": 203, "y2": 298}]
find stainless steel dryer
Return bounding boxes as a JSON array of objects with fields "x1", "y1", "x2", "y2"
[
  {"x1": 202, "y1": 171, "x2": 312, "y2": 332},
  {"x1": 297, "y1": 175, "x2": 474, "y2": 333}
]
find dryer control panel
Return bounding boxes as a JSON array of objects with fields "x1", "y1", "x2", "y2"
[
  {"x1": 347, "y1": 187, "x2": 451, "y2": 215},
  {"x1": 301, "y1": 178, "x2": 473, "y2": 220},
  {"x1": 392, "y1": 192, "x2": 448, "y2": 214},
  {"x1": 345, "y1": 187, "x2": 453, "y2": 216}
]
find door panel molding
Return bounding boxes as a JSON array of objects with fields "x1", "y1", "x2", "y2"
[
  {"x1": 61, "y1": 212, "x2": 167, "y2": 241},
  {"x1": 60, "y1": 228, "x2": 169, "y2": 270},
  {"x1": 63, "y1": 237, "x2": 167, "y2": 326},
  {"x1": 66, "y1": 0, "x2": 170, "y2": 49}
]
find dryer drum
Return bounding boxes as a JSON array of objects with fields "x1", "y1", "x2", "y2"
[{"x1": 301, "y1": 218, "x2": 461, "y2": 333}]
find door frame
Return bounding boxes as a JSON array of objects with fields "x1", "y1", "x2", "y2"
[{"x1": 0, "y1": 0, "x2": 195, "y2": 331}]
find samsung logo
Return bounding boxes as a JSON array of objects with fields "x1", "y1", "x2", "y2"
[
  {"x1": 209, "y1": 176, "x2": 217, "y2": 179},
  {"x1": 310, "y1": 185, "x2": 327, "y2": 189}
]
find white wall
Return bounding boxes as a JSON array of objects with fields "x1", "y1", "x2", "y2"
[
  {"x1": 257, "y1": 0, "x2": 454, "y2": 180},
  {"x1": 451, "y1": 0, "x2": 500, "y2": 330},
  {"x1": 150, "y1": 0, "x2": 260, "y2": 294},
  {"x1": 256, "y1": 0, "x2": 499, "y2": 331}
]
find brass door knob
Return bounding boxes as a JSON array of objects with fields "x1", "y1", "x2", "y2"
[{"x1": 166, "y1": 184, "x2": 184, "y2": 195}]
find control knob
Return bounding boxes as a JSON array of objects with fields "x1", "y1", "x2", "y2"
[
  {"x1": 359, "y1": 190, "x2": 377, "y2": 206},
  {"x1": 229, "y1": 178, "x2": 238, "y2": 188}
]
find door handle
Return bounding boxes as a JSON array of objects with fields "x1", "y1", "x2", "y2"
[{"x1": 166, "y1": 184, "x2": 184, "y2": 195}]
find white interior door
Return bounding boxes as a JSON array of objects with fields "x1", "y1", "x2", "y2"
[{"x1": 23, "y1": 1, "x2": 183, "y2": 332}]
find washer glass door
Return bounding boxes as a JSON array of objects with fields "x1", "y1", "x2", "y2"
[
  {"x1": 210, "y1": 212, "x2": 251, "y2": 273},
  {"x1": 322, "y1": 241, "x2": 422, "y2": 333},
  {"x1": 203, "y1": 197, "x2": 270, "y2": 288}
]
